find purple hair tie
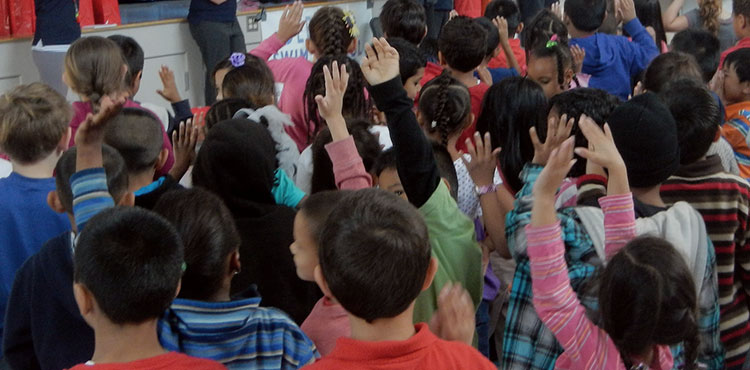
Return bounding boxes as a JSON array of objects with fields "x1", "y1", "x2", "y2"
[{"x1": 230, "y1": 53, "x2": 246, "y2": 68}]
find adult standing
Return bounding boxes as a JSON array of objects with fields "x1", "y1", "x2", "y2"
[
  {"x1": 423, "y1": 0, "x2": 452, "y2": 40},
  {"x1": 188, "y1": 0, "x2": 246, "y2": 105},
  {"x1": 31, "y1": 0, "x2": 81, "y2": 97},
  {"x1": 663, "y1": 0, "x2": 737, "y2": 52}
]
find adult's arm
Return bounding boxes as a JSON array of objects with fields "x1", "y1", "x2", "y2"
[{"x1": 662, "y1": 0, "x2": 690, "y2": 32}]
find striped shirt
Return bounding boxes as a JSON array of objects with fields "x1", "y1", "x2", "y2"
[
  {"x1": 662, "y1": 155, "x2": 750, "y2": 369},
  {"x1": 158, "y1": 297, "x2": 319, "y2": 369},
  {"x1": 70, "y1": 168, "x2": 115, "y2": 232},
  {"x1": 526, "y1": 193, "x2": 673, "y2": 370}
]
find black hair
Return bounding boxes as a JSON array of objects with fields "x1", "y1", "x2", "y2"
[
  {"x1": 380, "y1": 0, "x2": 427, "y2": 45},
  {"x1": 221, "y1": 54, "x2": 276, "y2": 108},
  {"x1": 522, "y1": 9, "x2": 569, "y2": 51},
  {"x1": 308, "y1": 6, "x2": 355, "y2": 57},
  {"x1": 642, "y1": 51, "x2": 704, "y2": 93},
  {"x1": 484, "y1": 0, "x2": 521, "y2": 36},
  {"x1": 299, "y1": 190, "x2": 350, "y2": 243},
  {"x1": 153, "y1": 188, "x2": 240, "y2": 301},
  {"x1": 549, "y1": 88, "x2": 621, "y2": 177},
  {"x1": 437, "y1": 16, "x2": 488, "y2": 72},
  {"x1": 431, "y1": 141, "x2": 459, "y2": 200},
  {"x1": 528, "y1": 39, "x2": 575, "y2": 91},
  {"x1": 626, "y1": 0, "x2": 666, "y2": 50},
  {"x1": 55, "y1": 145, "x2": 129, "y2": 213},
  {"x1": 373, "y1": 147, "x2": 398, "y2": 177},
  {"x1": 418, "y1": 38, "x2": 440, "y2": 64},
  {"x1": 388, "y1": 37, "x2": 427, "y2": 84},
  {"x1": 418, "y1": 72, "x2": 472, "y2": 147},
  {"x1": 599, "y1": 236, "x2": 699, "y2": 370},
  {"x1": 74, "y1": 206, "x2": 183, "y2": 324},
  {"x1": 475, "y1": 17, "x2": 501, "y2": 60},
  {"x1": 107, "y1": 35, "x2": 144, "y2": 88},
  {"x1": 564, "y1": 0, "x2": 607, "y2": 32},
  {"x1": 733, "y1": 0, "x2": 750, "y2": 18},
  {"x1": 205, "y1": 98, "x2": 255, "y2": 131},
  {"x1": 104, "y1": 107, "x2": 164, "y2": 174},
  {"x1": 318, "y1": 188, "x2": 431, "y2": 322},
  {"x1": 476, "y1": 77, "x2": 548, "y2": 192},
  {"x1": 658, "y1": 79, "x2": 721, "y2": 164},
  {"x1": 724, "y1": 48, "x2": 750, "y2": 83},
  {"x1": 310, "y1": 119, "x2": 381, "y2": 194},
  {"x1": 304, "y1": 55, "x2": 371, "y2": 143},
  {"x1": 671, "y1": 29, "x2": 721, "y2": 83}
]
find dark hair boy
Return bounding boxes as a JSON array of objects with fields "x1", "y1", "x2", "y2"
[
  {"x1": 484, "y1": 0, "x2": 526, "y2": 70},
  {"x1": 670, "y1": 29, "x2": 721, "y2": 83},
  {"x1": 380, "y1": 0, "x2": 426, "y2": 45}
]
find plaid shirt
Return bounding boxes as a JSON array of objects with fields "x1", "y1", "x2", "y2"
[{"x1": 501, "y1": 164, "x2": 724, "y2": 370}]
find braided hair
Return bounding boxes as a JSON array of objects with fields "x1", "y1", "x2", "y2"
[
  {"x1": 303, "y1": 55, "x2": 372, "y2": 144},
  {"x1": 699, "y1": 0, "x2": 721, "y2": 35},
  {"x1": 418, "y1": 72, "x2": 472, "y2": 147},
  {"x1": 529, "y1": 38, "x2": 576, "y2": 91},
  {"x1": 308, "y1": 6, "x2": 355, "y2": 57}
]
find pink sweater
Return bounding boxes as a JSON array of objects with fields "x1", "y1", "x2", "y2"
[
  {"x1": 325, "y1": 135, "x2": 372, "y2": 190},
  {"x1": 300, "y1": 296, "x2": 350, "y2": 356},
  {"x1": 250, "y1": 33, "x2": 313, "y2": 152},
  {"x1": 526, "y1": 193, "x2": 674, "y2": 370}
]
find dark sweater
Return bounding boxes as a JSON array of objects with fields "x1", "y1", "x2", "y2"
[
  {"x1": 134, "y1": 175, "x2": 183, "y2": 210},
  {"x1": 2, "y1": 231, "x2": 94, "y2": 370}
]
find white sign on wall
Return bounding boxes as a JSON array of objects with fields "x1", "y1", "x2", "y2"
[{"x1": 260, "y1": 1, "x2": 374, "y2": 62}]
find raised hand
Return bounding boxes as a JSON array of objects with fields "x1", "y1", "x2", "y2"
[
  {"x1": 461, "y1": 132, "x2": 501, "y2": 187},
  {"x1": 617, "y1": 0, "x2": 637, "y2": 23},
  {"x1": 531, "y1": 114, "x2": 574, "y2": 166},
  {"x1": 571, "y1": 45, "x2": 585, "y2": 74},
  {"x1": 429, "y1": 282, "x2": 476, "y2": 345},
  {"x1": 551, "y1": 1, "x2": 563, "y2": 20},
  {"x1": 315, "y1": 61, "x2": 350, "y2": 141},
  {"x1": 75, "y1": 95, "x2": 126, "y2": 149},
  {"x1": 477, "y1": 65, "x2": 493, "y2": 86},
  {"x1": 170, "y1": 119, "x2": 200, "y2": 180},
  {"x1": 493, "y1": 16, "x2": 509, "y2": 43},
  {"x1": 573, "y1": 116, "x2": 629, "y2": 195},
  {"x1": 360, "y1": 37, "x2": 400, "y2": 86},
  {"x1": 156, "y1": 66, "x2": 182, "y2": 103},
  {"x1": 277, "y1": 0, "x2": 306, "y2": 43},
  {"x1": 533, "y1": 136, "x2": 576, "y2": 202}
]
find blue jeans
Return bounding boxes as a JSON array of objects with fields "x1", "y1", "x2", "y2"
[{"x1": 476, "y1": 299, "x2": 491, "y2": 358}]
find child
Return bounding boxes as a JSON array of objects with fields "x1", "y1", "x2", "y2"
[
  {"x1": 379, "y1": 0, "x2": 427, "y2": 45},
  {"x1": 63, "y1": 36, "x2": 176, "y2": 176},
  {"x1": 103, "y1": 108, "x2": 194, "y2": 209},
  {"x1": 388, "y1": 37, "x2": 427, "y2": 100},
  {"x1": 527, "y1": 136, "x2": 700, "y2": 369},
  {"x1": 69, "y1": 206, "x2": 223, "y2": 369},
  {"x1": 474, "y1": 17, "x2": 521, "y2": 85},
  {"x1": 526, "y1": 36, "x2": 577, "y2": 99},
  {"x1": 659, "y1": 78, "x2": 750, "y2": 369},
  {"x1": 671, "y1": 29, "x2": 722, "y2": 84},
  {"x1": 484, "y1": 0, "x2": 526, "y2": 70},
  {"x1": 642, "y1": 51, "x2": 704, "y2": 93},
  {"x1": 154, "y1": 188, "x2": 319, "y2": 368},
  {"x1": 3, "y1": 143, "x2": 131, "y2": 369},
  {"x1": 717, "y1": 48, "x2": 750, "y2": 179},
  {"x1": 566, "y1": 0, "x2": 659, "y2": 99},
  {"x1": 719, "y1": 0, "x2": 750, "y2": 67},
  {"x1": 0, "y1": 83, "x2": 71, "y2": 343},
  {"x1": 250, "y1": 2, "x2": 358, "y2": 151},
  {"x1": 192, "y1": 119, "x2": 321, "y2": 324}
]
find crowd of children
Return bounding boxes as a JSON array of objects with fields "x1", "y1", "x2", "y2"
[{"x1": 2, "y1": 0, "x2": 750, "y2": 368}]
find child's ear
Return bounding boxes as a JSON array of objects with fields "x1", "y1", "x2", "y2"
[
  {"x1": 117, "y1": 191, "x2": 136, "y2": 207},
  {"x1": 155, "y1": 148, "x2": 169, "y2": 171},
  {"x1": 47, "y1": 191, "x2": 66, "y2": 213},
  {"x1": 516, "y1": 22, "x2": 524, "y2": 35},
  {"x1": 73, "y1": 283, "x2": 94, "y2": 318},
  {"x1": 347, "y1": 38, "x2": 358, "y2": 54},
  {"x1": 313, "y1": 265, "x2": 334, "y2": 299},
  {"x1": 229, "y1": 249, "x2": 241, "y2": 275},
  {"x1": 564, "y1": 68, "x2": 574, "y2": 88},
  {"x1": 741, "y1": 80, "x2": 750, "y2": 96},
  {"x1": 421, "y1": 257, "x2": 439, "y2": 291},
  {"x1": 305, "y1": 39, "x2": 318, "y2": 55}
]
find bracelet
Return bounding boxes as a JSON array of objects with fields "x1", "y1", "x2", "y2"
[{"x1": 475, "y1": 184, "x2": 498, "y2": 196}]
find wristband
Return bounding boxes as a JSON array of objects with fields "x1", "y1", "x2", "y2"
[{"x1": 475, "y1": 184, "x2": 498, "y2": 196}]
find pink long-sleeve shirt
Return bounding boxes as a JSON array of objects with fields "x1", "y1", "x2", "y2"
[
  {"x1": 250, "y1": 33, "x2": 313, "y2": 152},
  {"x1": 526, "y1": 193, "x2": 674, "y2": 370},
  {"x1": 325, "y1": 135, "x2": 372, "y2": 190}
]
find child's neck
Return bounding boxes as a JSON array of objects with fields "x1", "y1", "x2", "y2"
[
  {"x1": 11, "y1": 151, "x2": 61, "y2": 179},
  {"x1": 447, "y1": 68, "x2": 479, "y2": 88},
  {"x1": 631, "y1": 185, "x2": 666, "y2": 208},
  {"x1": 90, "y1": 318, "x2": 167, "y2": 364},
  {"x1": 348, "y1": 306, "x2": 417, "y2": 342},
  {"x1": 569, "y1": 27, "x2": 596, "y2": 39},
  {"x1": 129, "y1": 171, "x2": 159, "y2": 194}
]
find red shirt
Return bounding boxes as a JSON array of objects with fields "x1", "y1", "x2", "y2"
[
  {"x1": 454, "y1": 0, "x2": 481, "y2": 18},
  {"x1": 488, "y1": 38, "x2": 526, "y2": 70},
  {"x1": 719, "y1": 37, "x2": 750, "y2": 68},
  {"x1": 303, "y1": 323, "x2": 496, "y2": 370},
  {"x1": 67, "y1": 352, "x2": 225, "y2": 370}
]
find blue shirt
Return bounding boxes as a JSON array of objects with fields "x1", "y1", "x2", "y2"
[
  {"x1": 187, "y1": 0, "x2": 237, "y2": 24},
  {"x1": 158, "y1": 297, "x2": 319, "y2": 369},
  {"x1": 0, "y1": 172, "x2": 69, "y2": 342}
]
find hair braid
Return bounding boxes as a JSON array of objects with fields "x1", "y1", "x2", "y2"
[
  {"x1": 553, "y1": 45, "x2": 566, "y2": 89},
  {"x1": 309, "y1": 7, "x2": 353, "y2": 57},
  {"x1": 700, "y1": 0, "x2": 720, "y2": 35},
  {"x1": 432, "y1": 73, "x2": 453, "y2": 147}
]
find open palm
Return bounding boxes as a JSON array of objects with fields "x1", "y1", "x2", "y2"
[{"x1": 360, "y1": 37, "x2": 400, "y2": 86}]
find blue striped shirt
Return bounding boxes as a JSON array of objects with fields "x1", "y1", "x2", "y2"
[
  {"x1": 158, "y1": 297, "x2": 319, "y2": 369},
  {"x1": 70, "y1": 168, "x2": 115, "y2": 232}
]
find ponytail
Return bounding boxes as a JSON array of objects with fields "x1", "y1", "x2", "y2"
[
  {"x1": 64, "y1": 36, "x2": 127, "y2": 112},
  {"x1": 309, "y1": 7, "x2": 356, "y2": 57}
]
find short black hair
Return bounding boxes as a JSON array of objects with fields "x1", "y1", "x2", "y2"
[
  {"x1": 380, "y1": 0, "x2": 427, "y2": 45},
  {"x1": 104, "y1": 108, "x2": 165, "y2": 174},
  {"x1": 431, "y1": 142, "x2": 458, "y2": 201},
  {"x1": 153, "y1": 188, "x2": 240, "y2": 301},
  {"x1": 671, "y1": 29, "x2": 721, "y2": 83},
  {"x1": 484, "y1": 0, "x2": 521, "y2": 35},
  {"x1": 388, "y1": 37, "x2": 427, "y2": 84},
  {"x1": 74, "y1": 206, "x2": 183, "y2": 324},
  {"x1": 318, "y1": 188, "x2": 431, "y2": 322},
  {"x1": 418, "y1": 38, "x2": 440, "y2": 64},
  {"x1": 643, "y1": 51, "x2": 703, "y2": 93},
  {"x1": 55, "y1": 145, "x2": 129, "y2": 213},
  {"x1": 549, "y1": 88, "x2": 621, "y2": 177},
  {"x1": 438, "y1": 16, "x2": 487, "y2": 73},
  {"x1": 658, "y1": 79, "x2": 721, "y2": 164},
  {"x1": 310, "y1": 119, "x2": 381, "y2": 194},
  {"x1": 373, "y1": 147, "x2": 398, "y2": 177},
  {"x1": 299, "y1": 190, "x2": 350, "y2": 242},
  {"x1": 206, "y1": 98, "x2": 255, "y2": 131},
  {"x1": 107, "y1": 35, "x2": 144, "y2": 87},
  {"x1": 475, "y1": 17, "x2": 501, "y2": 60},
  {"x1": 724, "y1": 48, "x2": 750, "y2": 82},
  {"x1": 734, "y1": 0, "x2": 750, "y2": 18},
  {"x1": 565, "y1": 0, "x2": 607, "y2": 32}
]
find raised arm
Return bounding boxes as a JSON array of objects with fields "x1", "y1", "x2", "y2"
[
  {"x1": 362, "y1": 38, "x2": 439, "y2": 207},
  {"x1": 619, "y1": 0, "x2": 659, "y2": 76},
  {"x1": 250, "y1": 1, "x2": 306, "y2": 60},
  {"x1": 662, "y1": 0, "x2": 689, "y2": 32},
  {"x1": 494, "y1": 17, "x2": 521, "y2": 75}
]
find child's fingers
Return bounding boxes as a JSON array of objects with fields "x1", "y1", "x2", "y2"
[
  {"x1": 339, "y1": 64, "x2": 349, "y2": 91},
  {"x1": 529, "y1": 127, "x2": 542, "y2": 149},
  {"x1": 464, "y1": 137, "x2": 477, "y2": 158},
  {"x1": 322, "y1": 65, "x2": 333, "y2": 95},
  {"x1": 473, "y1": 132, "x2": 485, "y2": 158},
  {"x1": 372, "y1": 38, "x2": 385, "y2": 60}
]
